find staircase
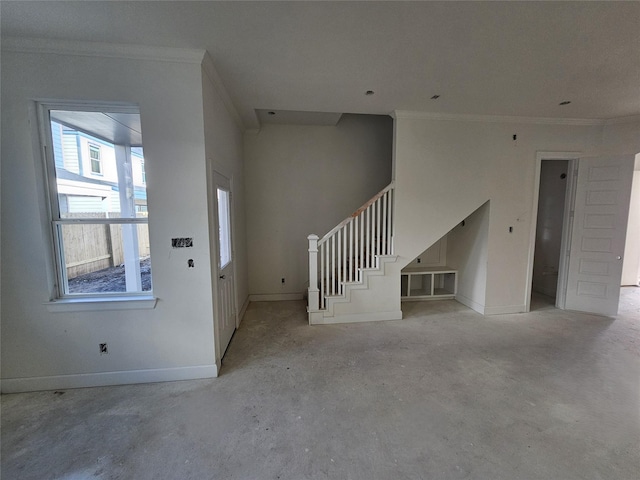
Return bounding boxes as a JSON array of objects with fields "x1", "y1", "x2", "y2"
[{"x1": 307, "y1": 183, "x2": 402, "y2": 324}]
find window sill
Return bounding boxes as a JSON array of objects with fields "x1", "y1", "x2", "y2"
[{"x1": 45, "y1": 295, "x2": 158, "y2": 313}]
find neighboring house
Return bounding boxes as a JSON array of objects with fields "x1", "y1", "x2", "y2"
[{"x1": 50, "y1": 121, "x2": 147, "y2": 216}]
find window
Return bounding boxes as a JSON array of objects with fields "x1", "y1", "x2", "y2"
[
  {"x1": 89, "y1": 144, "x2": 102, "y2": 174},
  {"x1": 140, "y1": 159, "x2": 146, "y2": 184},
  {"x1": 41, "y1": 103, "x2": 152, "y2": 297},
  {"x1": 217, "y1": 187, "x2": 232, "y2": 269}
]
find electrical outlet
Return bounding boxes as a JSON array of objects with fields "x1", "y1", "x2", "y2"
[
  {"x1": 99, "y1": 343, "x2": 108, "y2": 355},
  {"x1": 417, "y1": 258, "x2": 421, "y2": 264},
  {"x1": 281, "y1": 278, "x2": 285, "y2": 284}
]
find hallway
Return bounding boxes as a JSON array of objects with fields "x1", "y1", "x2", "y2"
[{"x1": 2, "y1": 289, "x2": 639, "y2": 479}]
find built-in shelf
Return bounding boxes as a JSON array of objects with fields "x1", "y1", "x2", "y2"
[{"x1": 401, "y1": 266, "x2": 457, "y2": 301}]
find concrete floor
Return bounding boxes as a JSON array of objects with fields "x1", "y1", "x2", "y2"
[{"x1": 2, "y1": 289, "x2": 639, "y2": 480}]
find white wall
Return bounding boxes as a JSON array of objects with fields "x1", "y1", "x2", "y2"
[
  {"x1": 532, "y1": 160, "x2": 569, "y2": 297},
  {"x1": 404, "y1": 237, "x2": 448, "y2": 269},
  {"x1": 0, "y1": 44, "x2": 232, "y2": 392},
  {"x1": 393, "y1": 114, "x2": 640, "y2": 315},
  {"x1": 447, "y1": 201, "x2": 490, "y2": 313},
  {"x1": 601, "y1": 122, "x2": 640, "y2": 156},
  {"x1": 244, "y1": 114, "x2": 393, "y2": 298},
  {"x1": 201, "y1": 60, "x2": 249, "y2": 358}
]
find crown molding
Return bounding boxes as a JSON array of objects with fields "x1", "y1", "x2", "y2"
[
  {"x1": 201, "y1": 52, "x2": 245, "y2": 131},
  {"x1": 3, "y1": 36, "x2": 247, "y2": 131},
  {"x1": 2, "y1": 36, "x2": 205, "y2": 64},
  {"x1": 392, "y1": 110, "x2": 607, "y2": 126}
]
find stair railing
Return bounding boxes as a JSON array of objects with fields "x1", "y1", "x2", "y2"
[{"x1": 308, "y1": 182, "x2": 394, "y2": 311}]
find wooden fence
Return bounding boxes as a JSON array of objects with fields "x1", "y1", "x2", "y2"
[{"x1": 62, "y1": 214, "x2": 150, "y2": 279}]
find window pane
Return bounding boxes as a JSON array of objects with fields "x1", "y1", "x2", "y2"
[
  {"x1": 217, "y1": 188, "x2": 232, "y2": 268},
  {"x1": 49, "y1": 114, "x2": 147, "y2": 219},
  {"x1": 60, "y1": 223, "x2": 151, "y2": 294},
  {"x1": 89, "y1": 145, "x2": 101, "y2": 174}
]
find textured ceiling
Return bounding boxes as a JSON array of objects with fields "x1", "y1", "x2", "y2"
[
  {"x1": 51, "y1": 111, "x2": 143, "y2": 146},
  {"x1": 2, "y1": 1, "x2": 639, "y2": 129}
]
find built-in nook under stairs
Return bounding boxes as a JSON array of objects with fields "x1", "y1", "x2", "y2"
[{"x1": 307, "y1": 183, "x2": 402, "y2": 324}]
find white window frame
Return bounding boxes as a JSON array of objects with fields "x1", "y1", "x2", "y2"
[
  {"x1": 217, "y1": 186, "x2": 232, "y2": 270},
  {"x1": 38, "y1": 101, "x2": 153, "y2": 301},
  {"x1": 89, "y1": 143, "x2": 102, "y2": 175}
]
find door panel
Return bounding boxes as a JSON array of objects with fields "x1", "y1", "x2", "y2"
[
  {"x1": 214, "y1": 173, "x2": 235, "y2": 357},
  {"x1": 565, "y1": 156, "x2": 634, "y2": 316}
]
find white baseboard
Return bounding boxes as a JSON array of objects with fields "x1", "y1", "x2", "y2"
[
  {"x1": 311, "y1": 310, "x2": 403, "y2": 325},
  {"x1": 1, "y1": 364, "x2": 218, "y2": 394},
  {"x1": 402, "y1": 295, "x2": 455, "y2": 302},
  {"x1": 484, "y1": 304, "x2": 527, "y2": 315},
  {"x1": 455, "y1": 293, "x2": 485, "y2": 315},
  {"x1": 249, "y1": 293, "x2": 304, "y2": 302}
]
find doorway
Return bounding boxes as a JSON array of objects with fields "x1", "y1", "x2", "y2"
[
  {"x1": 528, "y1": 154, "x2": 636, "y2": 316},
  {"x1": 531, "y1": 160, "x2": 570, "y2": 309},
  {"x1": 621, "y1": 154, "x2": 640, "y2": 286}
]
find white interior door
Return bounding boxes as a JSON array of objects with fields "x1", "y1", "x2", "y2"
[
  {"x1": 214, "y1": 173, "x2": 236, "y2": 356},
  {"x1": 564, "y1": 155, "x2": 634, "y2": 316}
]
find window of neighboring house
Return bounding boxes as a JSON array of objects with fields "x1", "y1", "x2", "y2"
[
  {"x1": 41, "y1": 103, "x2": 152, "y2": 298},
  {"x1": 89, "y1": 144, "x2": 102, "y2": 174},
  {"x1": 140, "y1": 159, "x2": 146, "y2": 184}
]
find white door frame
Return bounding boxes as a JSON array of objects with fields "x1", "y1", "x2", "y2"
[
  {"x1": 525, "y1": 152, "x2": 581, "y2": 312},
  {"x1": 210, "y1": 169, "x2": 239, "y2": 364}
]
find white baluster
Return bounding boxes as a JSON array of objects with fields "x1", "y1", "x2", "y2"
[
  {"x1": 367, "y1": 206, "x2": 371, "y2": 268},
  {"x1": 370, "y1": 203, "x2": 375, "y2": 268},
  {"x1": 376, "y1": 197, "x2": 381, "y2": 261},
  {"x1": 325, "y1": 238, "x2": 330, "y2": 303},
  {"x1": 377, "y1": 200, "x2": 380, "y2": 259},
  {"x1": 338, "y1": 229, "x2": 342, "y2": 295},
  {"x1": 359, "y1": 213, "x2": 363, "y2": 279},
  {"x1": 349, "y1": 220, "x2": 353, "y2": 282},
  {"x1": 382, "y1": 193, "x2": 388, "y2": 255},
  {"x1": 342, "y1": 227, "x2": 345, "y2": 288},
  {"x1": 388, "y1": 189, "x2": 393, "y2": 254},
  {"x1": 338, "y1": 229, "x2": 342, "y2": 293},
  {"x1": 343, "y1": 223, "x2": 347, "y2": 289},
  {"x1": 356, "y1": 213, "x2": 362, "y2": 282},
  {"x1": 320, "y1": 241, "x2": 325, "y2": 308},
  {"x1": 307, "y1": 234, "x2": 319, "y2": 311},
  {"x1": 387, "y1": 191, "x2": 392, "y2": 254},
  {"x1": 364, "y1": 206, "x2": 371, "y2": 268},
  {"x1": 331, "y1": 234, "x2": 336, "y2": 295},
  {"x1": 373, "y1": 199, "x2": 378, "y2": 259},
  {"x1": 364, "y1": 207, "x2": 370, "y2": 268}
]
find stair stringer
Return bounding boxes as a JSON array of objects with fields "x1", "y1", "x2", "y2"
[{"x1": 310, "y1": 256, "x2": 403, "y2": 325}]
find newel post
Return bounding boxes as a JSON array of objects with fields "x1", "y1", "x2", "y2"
[{"x1": 307, "y1": 234, "x2": 320, "y2": 311}]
